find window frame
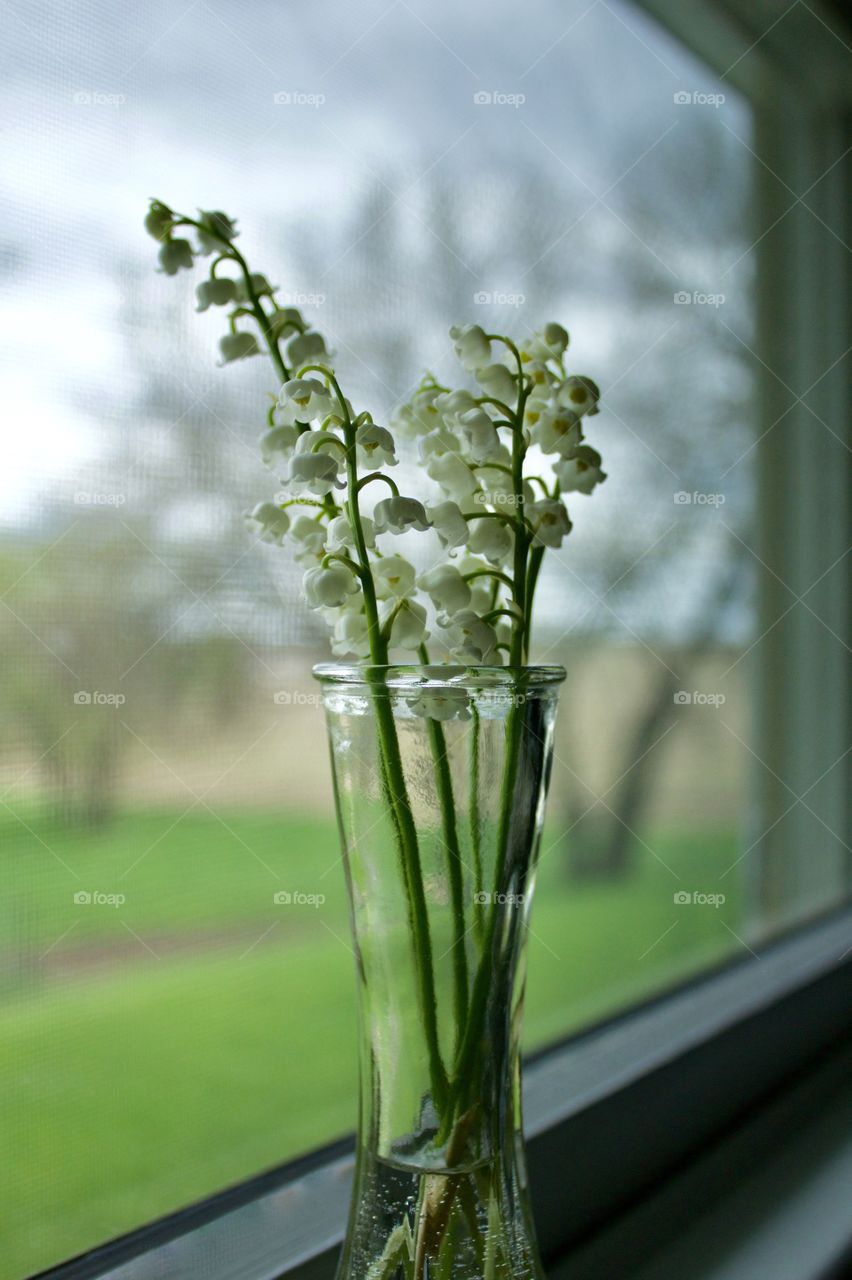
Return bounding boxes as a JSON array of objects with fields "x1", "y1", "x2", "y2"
[{"x1": 28, "y1": 0, "x2": 852, "y2": 1275}]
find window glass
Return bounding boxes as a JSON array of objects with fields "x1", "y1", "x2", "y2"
[{"x1": 0, "y1": 1, "x2": 779, "y2": 1273}]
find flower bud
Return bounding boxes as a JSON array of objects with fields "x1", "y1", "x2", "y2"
[
  {"x1": 158, "y1": 238, "x2": 194, "y2": 275},
  {"x1": 144, "y1": 201, "x2": 174, "y2": 242},
  {"x1": 219, "y1": 331, "x2": 261, "y2": 362}
]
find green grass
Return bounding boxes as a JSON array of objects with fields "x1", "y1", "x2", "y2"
[{"x1": 0, "y1": 808, "x2": 743, "y2": 1278}]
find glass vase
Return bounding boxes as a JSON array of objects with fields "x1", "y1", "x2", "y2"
[{"x1": 315, "y1": 664, "x2": 564, "y2": 1280}]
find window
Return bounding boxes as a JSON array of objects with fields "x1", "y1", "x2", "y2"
[{"x1": 2, "y1": 1, "x2": 848, "y2": 1276}]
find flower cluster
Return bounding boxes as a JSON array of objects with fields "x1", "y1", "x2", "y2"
[{"x1": 146, "y1": 201, "x2": 607, "y2": 702}]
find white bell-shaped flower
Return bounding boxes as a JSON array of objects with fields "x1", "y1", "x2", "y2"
[
  {"x1": 522, "y1": 323, "x2": 569, "y2": 363},
  {"x1": 373, "y1": 554, "x2": 416, "y2": 600},
  {"x1": 409, "y1": 687, "x2": 471, "y2": 722},
  {"x1": 373, "y1": 496, "x2": 431, "y2": 535},
  {"x1": 530, "y1": 407, "x2": 582, "y2": 457},
  {"x1": 303, "y1": 562, "x2": 359, "y2": 610},
  {"x1": 553, "y1": 446, "x2": 607, "y2": 495},
  {"x1": 557, "y1": 376, "x2": 600, "y2": 417},
  {"x1": 287, "y1": 330, "x2": 330, "y2": 370},
  {"x1": 435, "y1": 389, "x2": 478, "y2": 419},
  {"x1": 468, "y1": 518, "x2": 513, "y2": 565},
  {"x1": 259, "y1": 423, "x2": 300, "y2": 469},
  {"x1": 219, "y1": 331, "x2": 261, "y2": 363},
  {"x1": 418, "y1": 425, "x2": 461, "y2": 462},
  {"x1": 441, "y1": 610, "x2": 501, "y2": 664},
  {"x1": 234, "y1": 273, "x2": 274, "y2": 302},
  {"x1": 278, "y1": 378, "x2": 332, "y2": 424},
  {"x1": 527, "y1": 498, "x2": 573, "y2": 548},
  {"x1": 449, "y1": 324, "x2": 491, "y2": 371},
  {"x1": 196, "y1": 210, "x2": 238, "y2": 253},
  {"x1": 288, "y1": 515, "x2": 327, "y2": 563},
  {"x1": 418, "y1": 565, "x2": 472, "y2": 618},
  {"x1": 329, "y1": 602, "x2": 370, "y2": 657},
  {"x1": 457, "y1": 408, "x2": 501, "y2": 463},
  {"x1": 383, "y1": 598, "x2": 428, "y2": 651},
  {"x1": 426, "y1": 452, "x2": 480, "y2": 503},
  {"x1": 245, "y1": 501, "x2": 289, "y2": 545},
  {"x1": 391, "y1": 386, "x2": 442, "y2": 437},
  {"x1": 474, "y1": 363, "x2": 517, "y2": 406},
  {"x1": 268, "y1": 307, "x2": 303, "y2": 340},
  {"x1": 158, "y1": 238, "x2": 194, "y2": 275},
  {"x1": 356, "y1": 423, "x2": 398, "y2": 468},
  {"x1": 287, "y1": 449, "x2": 342, "y2": 496},
  {"x1": 427, "y1": 500, "x2": 469, "y2": 549},
  {"x1": 196, "y1": 277, "x2": 238, "y2": 311},
  {"x1": 324, "y1": 512, "x2": 375, "y2": 554}
]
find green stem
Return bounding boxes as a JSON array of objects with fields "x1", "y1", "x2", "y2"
[{"x1": 470, "y1": 705, "x2": 484, "y2": 949}]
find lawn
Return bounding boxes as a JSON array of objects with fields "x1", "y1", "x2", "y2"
[{"x1": 1, "y1": 808, "x2": 743, "y2": 1278}]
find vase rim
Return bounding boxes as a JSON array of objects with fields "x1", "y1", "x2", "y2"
[{"x1": 312, "y1": 662, "x2": 566, "y2": 690}]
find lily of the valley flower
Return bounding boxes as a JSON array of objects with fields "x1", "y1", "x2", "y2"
[
  {"x1": 287, "y1": 330, "x2": 330, "y2": 369},
  {"x1": 325, "y1": 512, "x2": 376, "y2": 554},
  {"x1": 196, "y1": 210, "x2": 238, "y2": 253},
  {"x1": 235, "y1": 272, "x2": 274, "y2": 302},
  {"x1": 558, "y1": 375, "x2": 600, "y2": 417},
  {"x1": 449, "y1": 324, "x2": 491, "y2": 371},
  {"x1": 382, "y1": 598, "x2": 428, "y2": 650},
  {"x1": 527, "y1": 498, "x2": 573, "y2": 548},
  {"x1": 287, "y1": 450, "x2": 342, "y2": 496},
  {"x1": 260, "y1": 423, "x2": 300, "y2": 469},
  {"x1": 409, "y1": 687, "x2": 471, "y2": 722},
  {"x1": 356, "y1": 423, "x2": 398, "y2": 468},
  {"x1": 278, "y1": 378, "x2": 332, "y2": 424},
  {"x1": 245, "y1": 501, "x2": 290, "y2": 545},
  {"x1": 530, "y1": 407, "x2": 582, "y2": 457},
  {"x1": 144, "y1": 201, "x2": 173, "y2": 242},
  {"x1": 373, "y1": 496, "x2": 430, "y2": 535},
  {"x1": 554, "y1": 445, "x2": 607, "y2": 494},
  {"x1": 219, "y1": 331, "x2": 261, "y2": 362},
  {"x1": 373, "y1": 554, "x2": 416, "y2": 599},
  {"x1": 475, "y1": 363, "x2": 517, "y2": 406},
  {"x1": 303, "y1": 562, "x2": 360, "y2": 609},
  {"x1": 329, "y1": 602, "x2": 370, "y2": 657},
  {"x1": 457, "y1": 408, "x2": 501, "y2": 463},
  {"x1": 196, "y1": 277, "x2": 239, "y2": 311},
  {"x1": 158, "y1": 238, "x2": 194, "y2": 275},
  {"x1": 468, "y1": 518, "x2": 513, "y2": 565},
  {"x1": 441, "y1": 610, "x2": 502, "y2": 664},
  {"x1": 288, "y1": 515, "x2": 327, "y2": 563},
  {"x1": 523, "y1": 322, "x2": 569, "y2": 363},
  {"x1": 418, "y1": 565, "x2": 472, "y2": 618},
  {"x1": 426, "y1": 452, "x2": 480, "y2": 503},
  {"x1": 427, "y1": 500, "x2": 469, "y2": 549}
]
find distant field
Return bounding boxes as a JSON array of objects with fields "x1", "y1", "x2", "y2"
[{"x1": 1, "y1": 808, "x2": 743, "y2": 1278}]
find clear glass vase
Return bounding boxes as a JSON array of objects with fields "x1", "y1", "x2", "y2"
[{"x1": 315, "y1": 664, "x2": 564, "y2": 1280}]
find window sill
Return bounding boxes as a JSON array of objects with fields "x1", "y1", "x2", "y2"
[{"x1": 37, "y1": 907, "x2": 852, "y2": 1280}]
